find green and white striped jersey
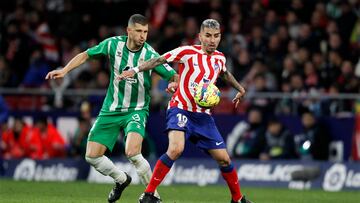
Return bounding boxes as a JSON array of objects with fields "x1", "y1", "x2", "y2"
[{"x1": 86, "y1": 36, "x2": 176, "y2": 115}]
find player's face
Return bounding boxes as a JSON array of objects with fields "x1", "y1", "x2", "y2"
[
  {"x1": 199, "y1": 27, "x2": 221, "y2": 54},
  {"x1": 127, "y1": 23, "x2": 148, "y2": 47}
]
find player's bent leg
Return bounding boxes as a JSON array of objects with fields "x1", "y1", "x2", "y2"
[
  {"x1": 208, "y1": 148, "x2": 231, "y2": 167},
  {"x1": 86, "y1": 141, "x2": 107, "y2": 158},
  {"x1": 141, "y1": 130, "x2": 185, "y2": 201},
  {"x1": 85, "y1": 141, "x2": 131, "y2": 203},
  {"x1": 126, "y1": 132, "x2": 161, "y2": 199}
]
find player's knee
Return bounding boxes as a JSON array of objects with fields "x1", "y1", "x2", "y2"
[
  {"x1": 167, "y1": 145, "x2": 184, "y2": 159},
  {"x1": 125, "y1": 148, "x2": 141, "y2": 158},
  {"x1": 217, "y1": 157, "x2": 231, "y2": 167},
  {"x1": 85, "y1": 156, "x2": 100, "y2": 166}
]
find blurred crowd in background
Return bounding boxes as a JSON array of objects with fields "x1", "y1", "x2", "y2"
[{"x1": 1, "y1": 0, "x2": 360, "y2": 160}]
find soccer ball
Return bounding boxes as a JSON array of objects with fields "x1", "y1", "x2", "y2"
[{"x1": 193, "y1": 82, "x2": 221, "y2": 108}]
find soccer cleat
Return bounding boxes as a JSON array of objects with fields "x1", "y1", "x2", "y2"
[
  {"x1": 108, "y1": 173, "x2": 132, "y2": 203},
  {"x1": 231, "y1": 195, "x2": 253, "y2": 203},
  {"x1": 138, "y1": 192, "x2": 162, "y2": 203}
]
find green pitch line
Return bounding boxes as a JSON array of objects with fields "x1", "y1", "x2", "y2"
[{"x1": 0, "y1": 179, "x2": 359, "y2": 203}]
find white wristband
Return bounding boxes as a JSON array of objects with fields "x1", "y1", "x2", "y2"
[{"x1": 133, "y1": 67, "x2": 140, "y2": 73}]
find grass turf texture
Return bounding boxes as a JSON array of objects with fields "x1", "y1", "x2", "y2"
[{"x1": 0, "y1": 179, "x2": 359, "y2": 203}]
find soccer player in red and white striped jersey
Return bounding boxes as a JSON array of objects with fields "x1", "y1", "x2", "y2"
[
  {"x1": 120, "y1": 19, "x2": 251, "y2": 203},
  {"x1": 163, "y1": 44, "x2": 228, "y2": 114}
]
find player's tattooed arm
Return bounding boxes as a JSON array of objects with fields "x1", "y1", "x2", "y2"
[
  {"x1": 221, "y1": 70, "x2": 246, "y2": 108},
  {"x1": 118, "y1": 56, "x2": 167, "y2": 79},
  {"x1": 138, "y1": 56, "x2": 167, "y2": 72},
  {"x1": 221, "y1": 70, "x2": 245, "y2": 94}
]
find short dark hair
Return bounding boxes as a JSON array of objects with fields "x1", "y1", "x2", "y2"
[
  {"x1": 200, "y1": 19, "x2": 220, "y2": 31},
  {"x1": 128, "y1": 14, "x2": 148, "y2": 26}
]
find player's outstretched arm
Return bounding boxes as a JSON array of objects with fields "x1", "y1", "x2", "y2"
[
  {"x1": 118, "y1": 56, "x2": 167, "y2": 80},
  {"x1": 45, "y1": 51, "x2": 89, "y2": 80},
  {"x1": 221, "y1": 70, "x2": 246, "y2": 108}
]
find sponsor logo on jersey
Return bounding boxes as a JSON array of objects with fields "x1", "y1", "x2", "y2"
[
  {"x1": 125, "y1": 78, "x2": 137, "y2": 83},
  {"x1": 116, "y1": 51, "x2": 122, "y2": 57}
]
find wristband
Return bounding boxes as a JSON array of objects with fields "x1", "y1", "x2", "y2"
[{"x1": 133, "y1": 67, "x2": 140, "y2": 73}]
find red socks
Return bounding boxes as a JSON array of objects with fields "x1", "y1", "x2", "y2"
[
  {"x1": 145, "y1": 156, "x2": 173, "y2": 193},
  {"x1": 221, "y1": 168, "x2": 242, "y2": 202}
]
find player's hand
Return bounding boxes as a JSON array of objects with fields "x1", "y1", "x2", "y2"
[
  {"x1": 118, "y1": 69, "x2": 136, "y2": 80},
  {"x1": 232, "y1": 87, "x2": 246, "y2": 108},
  {"x1": 166, "y1": 82, "x2": 178, "y2": 93},
  {"x1": 45, "y1": 69, "x2": 66, "y2": 80}
]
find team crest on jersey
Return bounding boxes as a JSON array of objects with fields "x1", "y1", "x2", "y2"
[{"x1": 214, "y1": 63, "x2": 220, "y2": 72}]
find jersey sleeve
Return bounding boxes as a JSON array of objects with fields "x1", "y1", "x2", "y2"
[
  {"x1": 162, "y1": 46, "x2": 191, "y2": 63},
  {"x1": 152, "y1": 53, "x2": 177, "y2": 81},
  {"x1": 86, "y1": 38, "x2": 111, "y2": 58},
  {"x1": 221, "y1": 57, "x2": 227, "y2": 73}
]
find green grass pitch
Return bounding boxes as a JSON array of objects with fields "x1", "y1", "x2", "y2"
[{"x1": 0, "y1": 179, "x2": 359, "y2": 203}]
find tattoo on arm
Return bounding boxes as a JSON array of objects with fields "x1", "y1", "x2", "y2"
[
  {"x1": 221, "y1": 70, "x2": 245, "y2": 92},
  {"x1": 139, "y1": 56, "x2": 167, "y2": 72}
]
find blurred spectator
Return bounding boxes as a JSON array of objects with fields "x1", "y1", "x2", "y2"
[
  {"x1": 290, "y1": 0, "x2": 310, "y2": 23},
  {"x1": 1, "y1": 117, "x2": 42, "y2": 159},
  {"x1": 286, "y1": 11, "x2": 301, "y2": 40},
  {"x1": 157, "y1": 22, "x2": 182, "y2": 54},
  {"x1": 304, "y1": 61, "x2": 319, "y2": 88},
  {"x1": 69, "y1": 116, "x2": 90, "y2": 158},
  {"x1": 247, "y1": 73, "x2": 275, "y2": 114},
  {"x1": 231, "y1": 49, "x2": 251, "y2": 82},
  {"x1": 180, "y1": 17, "x2": 199, "y2": 46},
  {"x1": 248, "y1": 26, "x2": 267, "y2": 60},
  {"x1": 281, "y1": 56, "x2": 297, "y2": 84},
  {"x1": 32, "y1": 117, "x2": 66, "y2": 159},
  {"x1": 265, "y1": 34, "x2": 284, "y2": 72},
  {"x1": 260, "y1": 118, "x2": 297, "y2": 160},
  {"x1": 336, "y1": 60, "x2": 359, "y2": 93},
  {"x1": 326, "y1": 0, "x2": 342, "y2": 19},
  {"x1": 242, "y1": 0, "x2": 265, "y2": 34},
  {"x1": 275, "y1": 81, "x2": 293, "y2": 115},
  {"x1": 320, "y1": 51, "x2": 342, "y2": 89},
  {"x1": 0, "y1": 95, "x2": 9, "y2": 125},
  {"x1": 0, "y1": 56, "x2": 14, "y2": 87},
  {"x1": 21, "y1": 47, "x2": 50, "y2": 87},
  {"x1": 227, "y1": 107, "x2": 266, "y2": 159},
  {"x1": 263, "y1": 10, "x2": 279, "y2": 37},
  {"x1": 321, "y1": 84, "x2": 349, "y2": 116},
  {"x1": 34, "y1": 16, "x2": 59, "y2": 63},
  {"x1": 297, "y1": 24, "x2": 319, "y2": 53},
  {"x1": 336, "y1": 1, "x2": 357, "y2": 46},
  {"x1": 294, "y1": 111, "x2": 331, "y2": 160}
]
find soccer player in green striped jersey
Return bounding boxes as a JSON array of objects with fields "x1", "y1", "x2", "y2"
[{"x1": 46, "y1": 14, "x2": 177, "y2": 203}]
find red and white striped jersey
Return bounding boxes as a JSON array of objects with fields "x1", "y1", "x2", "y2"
[{"x1": 164, "y1": 45, "x2": 226, "y2": 114}]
